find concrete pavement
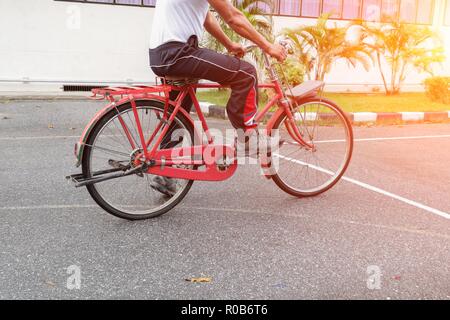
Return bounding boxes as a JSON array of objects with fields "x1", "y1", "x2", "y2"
[{"x1": 0, "y1": 100, "x2": 449, "y2": 299}]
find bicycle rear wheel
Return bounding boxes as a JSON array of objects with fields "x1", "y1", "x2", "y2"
[
  {"x1": 271, "y1": 97, "x2": 353, "y2": 197},
  {"x1": 82, "y1": 100, "x2": 194, "y2": 220}
]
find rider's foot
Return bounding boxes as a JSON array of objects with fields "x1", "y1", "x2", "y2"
[{"x1": 150, "y1": 176, "x2": 178, "y2": 197}]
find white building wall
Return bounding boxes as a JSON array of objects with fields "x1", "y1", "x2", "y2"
[
  {"x1": 0, "y1": 0, "x2": 449, "y2": 92},
  {"x1": 0, "y1": 0, "x2": 156, "y2": 91}
]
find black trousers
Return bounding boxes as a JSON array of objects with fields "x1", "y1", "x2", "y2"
[{"x1": 149, "y1": 35, "x2": 258, "y2": 130}]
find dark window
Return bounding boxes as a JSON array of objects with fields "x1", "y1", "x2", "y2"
[
  {"x1": 363, "y1": 0, "x2": 381, "y2": 22},
  {"x1": 255, "y1": 0, "x2": 277, "y2": 14},
  {"x1": 381, "y1": 0, "x2": 399, "y2": 22},
  {"x1": 342, "y1": 0, "x2": 362, "y2": 19},
  {"x1": 279, "y1": 0, "x2": 301, "y2": 16},
  {"x1": 56, "y1": 0, "x2": 156, "y2": 7},
  {"x1": 143, "y1": 0, "x2": 157, "y2": 5},
  {"x1": 301, "y1": 0, "x2": 321, "y2": 17},
  {"x1": 323, "y1": 0, "x2": 343, "y2": 18},
  {"x1": 415, "y1": 0, "x2": 434, "y2": 25},
  {"x1": 399, "y1": 0, "x2": 416, "y2": 23},
  {"x1": 55, "y1": 0, "x2": 436, "y2": 24}
]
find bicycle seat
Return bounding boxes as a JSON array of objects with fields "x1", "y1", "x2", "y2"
[
  {"x1": 163, "y1": 76, "x2": 199, "y2": 86},
  {"x1": 286, "y1": 80, "x2": 324, "y2": 101}
]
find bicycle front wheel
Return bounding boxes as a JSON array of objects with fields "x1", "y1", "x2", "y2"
[{"x1": 271, "y1": 97, "x2": 353, "y2": 197}]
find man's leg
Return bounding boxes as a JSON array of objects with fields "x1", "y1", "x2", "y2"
[
  {"x1": 159, "y1": 88, "x2": 195, "y2": 150},
  {"x1": 156, "y1": 47, "x2": 283, "y2": 160},
  {"x1": 149, "y1": 88, "x2": 194, "y2": 198},
  {"x1": 224, "y1": 61, "x2": 258, "y2": 130},
  {"x1": 153, "y1": 46, "x2": 258, "y2": 131}
]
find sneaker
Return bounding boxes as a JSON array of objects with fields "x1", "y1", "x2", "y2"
[{"x1": 150, "y1": 176, "x2": 178, "y2": 197}]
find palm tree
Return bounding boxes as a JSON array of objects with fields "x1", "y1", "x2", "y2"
[
  {"x1": 283, "y1": 14, "x2": 373, "y2": 82},
  {"x1": 202, "y1": 0, "x2": 274, "y2": 61},
  {"x1": 362, "y1": 21, "x2": 445, "y2": 95},
  {"x1": 202, "y1": 0, "x2": 275, "y2": 86}
]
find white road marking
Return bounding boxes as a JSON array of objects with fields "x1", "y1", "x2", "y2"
[
  {"x1": 273, "y1": 211, "x2": 450, "y2": 240},
  {"x1": 0, "y1": 204, "x2": 257, "y2": 213},
  {"x1": 1, "y1": 134, "x2": 450, "y2": 143},
  {"x1": 0, "y1": 134, "x2": 124, "y2": 141},
  {"x1": 0, "y1": 204, "x2": 98, "y2": 210},
  {"x1": 0, "y1": 135, "x2": 80, "y2": 141},
  {"x1": 188, "y1": 207, "x2": 450, "y2": 240},
  {"x1": 314, "y1": 134, "x2": 450, "y2": 144},
  {"x1": 0, "y1": 204, "x2": 448, "y2": 239},
  {"x1": 274, "y1": 154, "x2": 450, "y2": 220}
]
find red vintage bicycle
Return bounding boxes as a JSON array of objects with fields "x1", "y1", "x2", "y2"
[{"x1": 67, "y1": 45, "x2": 353, "y2": 220}]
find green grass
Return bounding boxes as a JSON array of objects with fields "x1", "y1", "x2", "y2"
[
  {"x1": 197, "y1": 90, "x2": 450, "y2": 113},
  {"x1": 197, "y1": 89, "x2": 231, "y2": 106},
  {"x1": 324, "y1": 92, "x2": 450, "y2": 113}
]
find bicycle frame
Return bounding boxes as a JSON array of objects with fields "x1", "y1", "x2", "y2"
[
  {"x1": 143, "y1": 80, "x2": 283, "y2": 160},
  {"x1": 75, "y1": 54, "x2": 317, "y2": 182}
]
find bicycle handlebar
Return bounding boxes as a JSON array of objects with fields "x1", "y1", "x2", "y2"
[
  {"x1": 243, "y1": 39, "x2": 292, "y2": 53},
  {"x1": 242, "y1": 44, "x2": 276, "y2": 78},
  {"x1": 241, "y1": 40, "x2": 293, "y2": 88}
]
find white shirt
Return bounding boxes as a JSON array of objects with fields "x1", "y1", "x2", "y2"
[{"x1": 150, "y1": 0, "x2": 210, "y2": 49}]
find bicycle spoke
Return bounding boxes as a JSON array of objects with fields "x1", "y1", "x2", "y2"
[
  {"x1": 273, "y1": 99, "x2": 352, "y2": 195},
  {"x1": 86, "y1": 104, "x2": 195, "y2": 217},
  {"x1": 87, "y1": 144, "x2": 131, "y2": 158},
  {"x1": 112, "y1": 117, "x2": 135, "y2": 151}
]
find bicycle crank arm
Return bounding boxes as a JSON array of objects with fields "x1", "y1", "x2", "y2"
[{"x1": 67, "y1": 164, "x2": 146, "y2": 188}]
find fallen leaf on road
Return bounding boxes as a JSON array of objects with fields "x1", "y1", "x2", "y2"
[
  {"x1": 45, "y1": 280, "x2": 56, "y2": 287},
  {"x1": 185, "y1": 277, "x2": 212, "y2": 283}
]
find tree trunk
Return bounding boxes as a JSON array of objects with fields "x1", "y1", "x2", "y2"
[
  {"x1": 377, "y1": 52, "x2": 390, "y2": 95},
  {"x1": 391, "y1": 57, "x2": 397, "y2": 95},
  {"x1": 396, "y1": 61, "x2": 407, "y2": 95}
]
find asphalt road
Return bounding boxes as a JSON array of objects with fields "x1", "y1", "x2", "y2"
[{"x1": 0, "y1": 100, "x2": 449, "y2": 299}]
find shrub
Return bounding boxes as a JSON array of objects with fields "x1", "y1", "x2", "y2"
[
  {"x1": 424, "y1": 76, "x2": 450, "y2": 104},
  {"x1": 260, "y1": 58, "x2": 306, "y2": 105},
  {"x1": 281, "y1": 58, "x2": 306, "y2": 87}
]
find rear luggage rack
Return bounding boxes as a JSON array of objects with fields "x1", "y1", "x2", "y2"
[{"x1": 90, "y1": 84, "x2": 172, "y2": 101}]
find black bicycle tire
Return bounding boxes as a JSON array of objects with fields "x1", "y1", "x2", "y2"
[
  {"x1": 271, "y1": 97, "x2": 354, "y2": 198},
  {"x1": 82, "y1": 100, "x2": 195, "y2": 220}
]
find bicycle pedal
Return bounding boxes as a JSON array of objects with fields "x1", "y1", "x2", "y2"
[{"x1": 108, "y1": 159, "x2": 128, "y2": 170}]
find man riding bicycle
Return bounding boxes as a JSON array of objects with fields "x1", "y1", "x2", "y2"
[{"x1": 149, "y1": 0, "x2": 287, "y2": 196}]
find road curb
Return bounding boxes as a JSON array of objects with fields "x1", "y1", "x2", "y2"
[
  {"x1": 200, "y1": 104, "x2": 450, "y2": 125},
  {"x1": 2, "y1": 97, "x2": 449, "y2": 125}
]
